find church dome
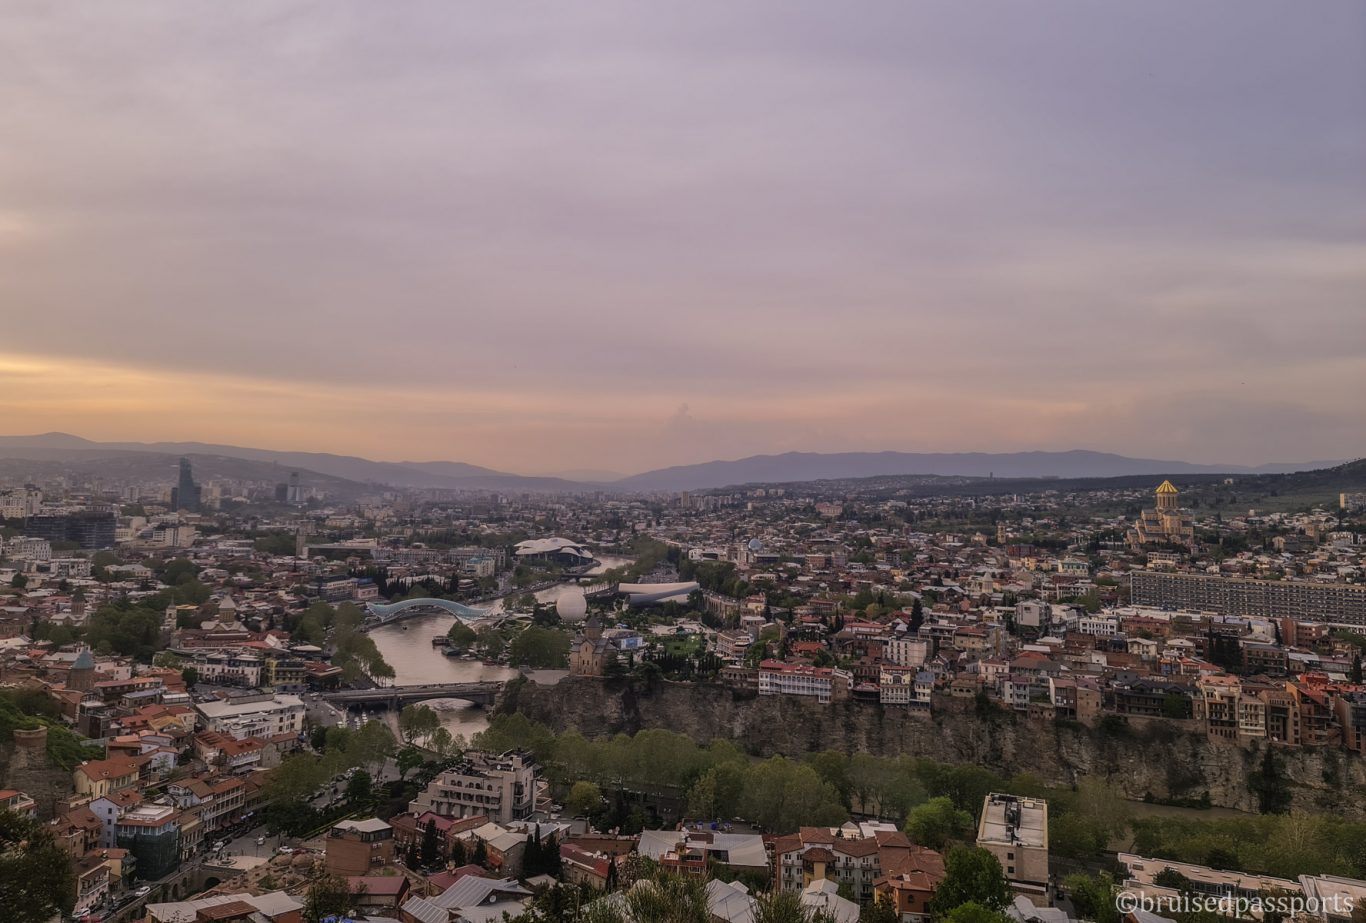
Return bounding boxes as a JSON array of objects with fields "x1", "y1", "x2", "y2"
[{"x1": 1155, "y1": 480, "x2": 1179, "y2": 495}]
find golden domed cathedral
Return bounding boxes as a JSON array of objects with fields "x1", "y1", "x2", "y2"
[{"x1": 1129, "y1": 480, "x2": 1196, "y2": 549}]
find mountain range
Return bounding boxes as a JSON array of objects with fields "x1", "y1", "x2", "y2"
[
  {"x1": 0, "y1": 433, "x2": 1347, "y2": 494},
  {"x1": 610, "y1": 450, "x2": 1345, "y2": 492}
]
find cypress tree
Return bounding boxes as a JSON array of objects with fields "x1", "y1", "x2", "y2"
[{"x1": 420, "y1": 819, "x2": 440, "y2": 868}]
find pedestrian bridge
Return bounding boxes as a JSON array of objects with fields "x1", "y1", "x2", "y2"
[
  {"x1": 364, "y1": 597, "x2": 493, "y2": 626},
  {"x1": 321, "y1": 681, "x2": 504, "y2": 709}
]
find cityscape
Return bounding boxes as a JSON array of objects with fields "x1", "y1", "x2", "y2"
[
  {"x1": 2, "y1": 4, "x2": 1364, "y2": 923},
  {"x1": 2, "y1": 450, "x2": 1365, "y2": 923}
]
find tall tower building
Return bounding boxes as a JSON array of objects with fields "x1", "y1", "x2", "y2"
[{"x1": 171, "y1": 457, "x2": 201, "y2": 512}]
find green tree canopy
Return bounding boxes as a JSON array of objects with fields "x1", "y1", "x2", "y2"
[
  {"x1": 930, "y1": 847, "x2": 1011, "y2": 915},
  {"x1": 398, "y1": 704, "x2": 441, "y2": 745},
  {"x1": 904, "y1": 796, "x2": 975, "y2": 849},
  {"x1": 0, "y1": 809, "x2": 75, "y2": 923},
  {"x1": 566, "y1": 781, "x2": 604, "y2": 818},
  {"x1": 508, "y1": 626, "x2": 572, "y2": 668}
]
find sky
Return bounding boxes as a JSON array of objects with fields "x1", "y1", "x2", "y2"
[{"x1": 1, "y1": 2, "x2": 1363, "y2": 476}]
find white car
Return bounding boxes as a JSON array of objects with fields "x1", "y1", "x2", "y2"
[
  {"x1": 276, "y1": 846, "x2": 295, "y2": 855},
  {"x1": 256, "y1": 836, "x2": 266, "y2": 846},
  {"x1": 133, "y1": 886, "x2": 151, "y2": 898}
]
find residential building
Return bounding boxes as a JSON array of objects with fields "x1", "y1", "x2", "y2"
[
  {"x1": 758, "y1": 660, "x2": 852, "y2": 704},
  {"x1": 773, "y1": 827, "x2": 914, "y2": 905},
  {"x1": 976, "y1": 794, "x2": 1049, "y2": 895},
  {"x1": 326, "y1": 818, "x2": 395, "y2": 876},
  {"x1": 408, "y1": 750, "x2": 538, "y2": 824},
  {"x1": 114, "y1": 803, "x2": 181, "y2": 880},
  {"x1": 873, "y1": 847, "x2": 947, "y2": 923},
  {"x1": 196, "y1": 694, "x2": 305, "y2": 738},
  {"x1": 1130, "y1": 572, "x2": 1366, "y2": 629},
  {"x1": 74, "y1": 756, "x2": 146, "y2": 799}
]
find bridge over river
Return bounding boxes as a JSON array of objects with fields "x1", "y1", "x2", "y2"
[{"x1": 321, "y1": 681, "x2": 504, "y2": 709}]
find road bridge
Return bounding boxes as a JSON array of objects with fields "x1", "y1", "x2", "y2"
[{"x1": 321, "y1": 681, "x2": 503, "y2": 709}]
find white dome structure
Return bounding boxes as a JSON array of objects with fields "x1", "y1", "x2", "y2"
[{"x1": 556, "y1": 590, "x2": 588, "y2": 622}]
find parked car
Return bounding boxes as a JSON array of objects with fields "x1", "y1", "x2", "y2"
[
  {"x1": 133, "y1": 886, "x2": 151, "y2": 898},
  {"x1": 256, "y1": 836, "x2": 266, "y2": 846}
]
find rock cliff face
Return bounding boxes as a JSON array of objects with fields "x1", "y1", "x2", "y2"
[{"x1": 498, "y1": 678, "x2": 1366, "y2": 817}]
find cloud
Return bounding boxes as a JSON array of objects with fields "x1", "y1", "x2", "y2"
[{"x1": 0, "y1": 1, "x2": 1362, "y2": 470}]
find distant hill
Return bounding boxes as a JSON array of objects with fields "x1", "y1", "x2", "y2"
[
  {"x1": 0, "y1": 450, "x2": 369, "y2": 497},
  {"x1": 0, "y1": 434, "x2": 1348, "y2": 495},
  {"x1": 613, "y1": 449, "x2": 1343, "y2": 492},
  {"x1": 542, "y1": 469, "x2": 629, "y2": 483},
  {"x1": 0, "y1": 433, "x2": 594, "y2": 493}
]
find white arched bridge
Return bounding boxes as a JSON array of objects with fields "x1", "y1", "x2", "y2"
[{"x1": 364, "y1": 597, "x2": 493, "y2": 627}]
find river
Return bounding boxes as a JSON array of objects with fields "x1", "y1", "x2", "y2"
[{"x1": 366, "y1": 554, "x2": 631, "y2": 739}]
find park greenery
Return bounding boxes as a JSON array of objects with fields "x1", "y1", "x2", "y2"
[{"x1": 473, "y1": 714, "x2": 1366, "y2": 880}]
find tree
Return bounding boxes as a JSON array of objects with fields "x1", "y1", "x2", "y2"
[
  {"x1": 303, "y1": 874, "x2": 354, "y2": 923},
  {"x1": 396, "y1": 746, "x2": 425, "y2": 779},
  {"x1": 430, "y1": 726, "x2": 455, "y2": 759},
  {"x1": 181, "y1": 666, "x2": 200, "y2": 687},
  {"x1": 9, "y1": 573, "x2": 26, "y2": 589},
  {"x1": 450, "y1": 837, "x2": 467, "y2": 866},
  {"x1": 686, "y1": 771, "x2": 718, "y2": 819},
  {"x1": 1352, "y1": 654, "x2": 1363, "y2": 685},
  {"x1": 345, "y1": 769, "x2": 372, "y2": 803},
  {"x1": 398, "y1": 704, "x2": 441, "y2": 745},
  {"x1": 475, "y1": 628, "x2": 507, "y2": 659},
  {"x1": 860, "y1": 898, "x2": 902, "y2": 923},
  {"x1": 85, "y1": 604, "x2": 163, "y2": 660},
  {"x1": 264, "y1": 754, "x2": 328, "y2": 804},
  {"x1": 420, "y1": 819, "x2": 441, "y2": 868},
  {"x1": 930, "y1": 847, "x2": 1011, "y2": 916},
  {"x1": 909, "y1": 597, "x2": 924, "y2": 632},
  {"x1": 1154, "y1": 867, "x2": 1194, "y2": 890},
  {"x1": 1063, "y1": 873, "x2": 1121, "y2": 923},
  {"x1": 0, "y1": 809, "x2": 75, "y2": 923},
  {"x1": 472, "y1": 837, "x2": 488, "y2": 867},
  {"x1": 525, "y1": 827, "x2": 545, "y2": 876},
  {"x1": 904, "y1": 796, "x2": 974, "y2": 849},
  {"x1": 754, "y1": 889, "x2": 820, "y2": 923},
  {"x1": 543, "y1": 832, "x2": 562, "y2": 877},
  {"x1": 739, "y1": 757, "x2": 848, "y2": 832},
  {"x1": 942, "y1": 901, "x2": 1014, "y2": 923},
  {"x1": 566, "y1": 781, "x2": 604, "y2": 818},
  {"x1": 507, "y1": 626, "x2": 571, "y2": 668},
  {"x1": 447, "y1": 622, "x2": 478, "y2": 648}
]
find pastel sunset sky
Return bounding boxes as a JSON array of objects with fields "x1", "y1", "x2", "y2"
[{"x1": 2, "y1": 2, "x2": 1363, "y2": 473}]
